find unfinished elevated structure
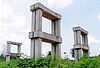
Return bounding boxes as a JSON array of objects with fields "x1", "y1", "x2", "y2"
[
  {"x1": 6, "y1": 41, "x2": 22, "y2": 61},
  {"x1": 72, "y1": 26, "x2": 89, "y2": 60},
  {"x1": 29, "y1": 2, "x2": 62, "y2": 59}
]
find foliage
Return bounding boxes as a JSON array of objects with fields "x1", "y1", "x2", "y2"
[{"x1": 0, "y1": 55, "x2": 100, "y2": 68}]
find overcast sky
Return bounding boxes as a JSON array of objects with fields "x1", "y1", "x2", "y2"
[{"x1": 0, "y1": 0, "x2": 100, "y2": 58}]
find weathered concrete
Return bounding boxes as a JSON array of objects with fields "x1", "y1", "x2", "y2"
[
  {"x1": 72, "y1": 26, "x2": 89, "y2": 60},
  {"x1": 29, "y1": 2, "x2": 62, "y2": 59},
  {"x1": 6, "y1": 41, "x2": 22, "y2": 61}
]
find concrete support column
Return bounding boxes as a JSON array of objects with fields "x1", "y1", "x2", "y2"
[
  {"x1": 51, "y1": 20, "x2": 56, "y2": 55},
  {"x1": 77, "y1": 31, "x2": 81, "y2": 45},
  {"x1": 31, "y1": 9, "x2": 42, "y2": 31},
  {"x1": 82, "y1": 35, "x2": 85, "y2": 45},
  {"x1": 34, "y1": 38, "x2": 42, "y2": 58},
  {"x1": 55, "y1": 43, "x2": 61, "y2": 57},
  {"x1": 18, "y1": 45, "x2": 21, "y2": 54},
  {"x1": 85, "y1": 35, "x2": 88, "y2": 46},
  {"x1": 31, "y1": 11, "x2": 36, "y2": 31},
  {"x1": 35, "y1": 9, "x2": 42, "y2": 31},
  {"x1": 51, "y1": 19, "x2": 61, "y2": 57},
  {"x1": 55, "y1": 19, "x2": 61, "y2": 57},
  {"x1": 74, "y1": 49, "x2": 83, "y2": 60},
  {"x1": 31, "y1": 10, "x2": 36, "y2": 58},
  {"x1": 51, "y1": 43, "x2": 56, "y2": 55},
  {"x1": 6, "y1": 43, "x2": 11, "y2": 61},
  {"x1": 30, "y1": 9, "x2": 42, "y2": 59},
  {"x1": 78, "y1": 49, "x2": 83, "y2": 58},
  {"x1": 74, "y1": 31, "x2": 77, "y2": 44},
  {"x1": 30, "y1": 39, "x2": 35, "y2": 58},
  {"x1": 74, "y1": 50, "x2": 78, "y2": 60},
  {"x1": 51, "y1": 20, "x2": 55, "y2": 35}
]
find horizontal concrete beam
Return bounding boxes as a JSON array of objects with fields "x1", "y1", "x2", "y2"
[
  {"x1": 29, "y1": 31, "x2": 62, "y2": 43},
  {"x1": 10, "y1": 53, "x2": 21, "y2": 57},
  {"x1": 30, "y1": 2, "x2": 61, "y2": 20},
  {"x1": 73, "y1": 26, "x2": 88, "y2": 35},
  {"x1": 7, "y1": 41, "x2": 22, "y2": 45},
  {"x1": 73, "y1": 44, "x2": 89, "y2": 50}
]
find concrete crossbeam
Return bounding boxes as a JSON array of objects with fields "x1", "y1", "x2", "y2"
[
  {"x1": 10, "y1": 53, "x2": 21, "y2": 57},
  {"x1": 73, "y1": 26, "x2": 88, "y2": 35},
  {"x1": 30, "y1": 2, "x2": 61, "y2": 20},
  {"x1": 29, "y1": 31, "x2": 62, "y2": 43},
  {"x1": 73, "y1": 44, "x2": 89, "y2": 50},
  {"x1": 7, "y1": 41, "x2": 22, "y2": 45}
]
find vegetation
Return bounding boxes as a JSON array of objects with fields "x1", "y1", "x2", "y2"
[{"x1": 0, "y1": 55, "x2": 100, "y2": 68}]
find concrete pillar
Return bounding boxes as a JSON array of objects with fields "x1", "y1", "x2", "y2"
[
  {"x1": 35, "y1": 38, "x2": 42, "y2": 58},
  {"x1": 55, "y1": 43, "x2": 61, "y2": 57},
  {"x1": 30, "y1": 39, "x2": 35, "y2": 58},
  {"x1": 51, "y1": 20, "x2": 55, "y2": 35},
  {"x1": 78, "y1": 49, "x2": 83, "y2": 58},
  {"x1": 55, "y1": 19, "x2": 61, "y2": 36},
  {"x1": 31, "y1": 9, "x2": 42, "y2": 31},
  {"x1": 31, "y1": 10, "x2": 36, "y2": 58},
  {"x1": 35, "y1": 9, "x2": 42, "y2": 31},
  {"x1": 74, "y1": 31, "x2": 77, "y2": 44},
  {"x1": 6, "y1": 43, "x2": 11, "y2": 61},
  {"x1": 51, "y1": 20, "x2": 56, "y2": 55},
  {"x1": 55, "y1": 19, "x2": 61, "y2": 57},
  {"x1": 74, "y1": 50, "x2": 78, "y2": 60},
  {"x1": 77, "y1": 31, "x2": 81, "y2": 45},
  {"x1": 51, "y1": 19, "x2": 61, "y2": 57},
  {"x1": 51, "y1": 43, "x2": 56, "y2": 55},
  {"x1": 18, "y1": 45, "x2": 21, "y2": 54},
  {"x1": 31, "y1": 11, "x2": 36, "y2": 31},
  {"x1": 85, "y1": 35, "x2": 88, "y2": 46},
  {"x1": 30, "y1": 9, "x2": 42, "y2": 59},
  {"x1": 74, "y1": 49, "x2": 83, "y2": 60},
  {"x1": 82, "y1": 35, "x2": 85, "y2": 45}
]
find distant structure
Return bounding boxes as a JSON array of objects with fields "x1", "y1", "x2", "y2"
[
  {"x1": 6, "y1": 41, "x2": 22, "y2": 61},
  {"x1": 29, "y1": 2, "x2": 62, "y2": 59},
  {"x1": 72, "y1": 26, "x2": 89, "y2": 60}
]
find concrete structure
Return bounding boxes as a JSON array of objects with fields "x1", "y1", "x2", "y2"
[
  {"x1": 29, "y1": 2, "x2": 62, "y2": 59},
  {"x1": 72, "y1": 26, "x2": 89, "y2": 60},
  {"x1": 6, "y1": 41, "x2": 22, "y2": 61}
]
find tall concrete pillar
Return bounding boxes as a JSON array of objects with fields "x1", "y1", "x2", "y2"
[
  {"x1": 51, "y1": 19, "x2": 61, "y2": 57},
  {"x1": 30, "y1": 11, "x2": 36, "y2": 58},
  {"x1": 30, "y1": 9, "x2": 42, "y2": 59},
  {"x1": 78, "y1": 49, "x2": 83, "y2": 58},
  {"x1": 51, "y1": 43, "x2": 56, "y2": 55},
  {"x1": 6, "y1": 43, "x2": 11, "y2": 61},
  {"x1": 74, "y1": 31, "x2": 77, "y2": 44},
  {"x1": 82, "y1": 35, "x2": 85, "y2": 45},
  {"x1": 85, "y1": 35, "x2": 88, "y2": 46},
  {"x1": 55, "y1": 19, "x2": 61, "y2": 57},
  {"x1": 74, "y1": 50, "x2": 77, "y2": 60},
  {"x1": 51, "y1": 20, "x2": 56, "y2": 55},
  {"x1": 34, "y1": 38, "x2": 42, "y2": 58},
  {"x1": 35, "y1": 9, "x2": 42, "y2": 31},
  {"x1": 77, "y1": 31, "x2": 81, "y2": 45},
  {"x1": 17, "y1": 45, "x2": 21, "y2": 55}
]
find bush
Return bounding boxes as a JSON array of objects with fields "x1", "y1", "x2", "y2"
[{"x1": 0, "y1": 55, "x2": 100, "y2": 68}]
